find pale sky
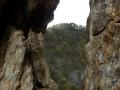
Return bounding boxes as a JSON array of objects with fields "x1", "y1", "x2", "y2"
[{"x1": 48, "y1": 0, "x2": 90, "y2": 27}]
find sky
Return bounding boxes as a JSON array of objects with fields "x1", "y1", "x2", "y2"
[{"x1": 48, "y1": 0, "x2": 90, "y2": 27}]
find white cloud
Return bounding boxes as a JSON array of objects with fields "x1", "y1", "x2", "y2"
[{"x1": 48, "y1": 0, "x2": 90, "y2": 27}]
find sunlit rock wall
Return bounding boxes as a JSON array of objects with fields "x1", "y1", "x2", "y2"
[{"x1": 83, "y1": 0, "x2": 120, "y2": 90}]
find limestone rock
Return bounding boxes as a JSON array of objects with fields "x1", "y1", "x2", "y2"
[
  {"x1": 0, "y1": 0, "x2": 59, "y2": 90},
  {"x1": 83, "y1": 0, "x2": 120, "y2": 90}
]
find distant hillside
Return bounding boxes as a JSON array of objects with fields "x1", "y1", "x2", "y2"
[{"x1": 44, "y1": 23, "x2": 88, "y2": 90}]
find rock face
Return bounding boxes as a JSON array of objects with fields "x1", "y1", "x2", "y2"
[
  {"x1": 0, "y1": 0, "x2": 59, "y2": 40},
  {"x1": 0, "y1": 0, "x2": 59, "y2": 90},
  {"x1": 83, "y1": 0, "x2": 120, "y2": 90}
]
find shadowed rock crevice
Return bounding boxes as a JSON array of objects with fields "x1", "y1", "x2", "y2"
[{"x1": 0, "y1": 0, "x2": 59, "y2": 40}]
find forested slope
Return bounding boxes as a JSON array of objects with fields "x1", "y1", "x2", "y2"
[{"x1": 44, "y1": 23, "x2": 88, "y2": 90}]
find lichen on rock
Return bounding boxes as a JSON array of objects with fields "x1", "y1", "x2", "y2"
[
  {"x1": 0, "y1": 0, "x2": 59, "y2": 90},
  {"x1": 83, "y1": 0, "x2": 120, "y2": 90}
]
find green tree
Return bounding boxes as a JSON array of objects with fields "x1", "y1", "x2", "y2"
[{"x1": 44, "y1": 23, "x2": 88, "y2": 90}]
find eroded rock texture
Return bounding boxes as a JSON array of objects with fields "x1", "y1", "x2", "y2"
[
  {"x1": 0, "y1": 0, "x2": 59, "y2": 90},
  {"x1": 83, "y1": 0, "x2": 120, "y2": 90}
]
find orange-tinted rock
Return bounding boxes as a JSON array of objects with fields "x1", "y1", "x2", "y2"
[{"x1": 83, "y1": 0, "x2": 120, "y2": 90}]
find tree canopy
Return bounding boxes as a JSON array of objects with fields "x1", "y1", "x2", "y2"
[{"x1": 44, "y1": 23, "x2": 88, "y2": 90}]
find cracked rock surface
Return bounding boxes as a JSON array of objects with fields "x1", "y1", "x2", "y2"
[
  {"x1": 83, "y1": 0, "x2": 120, "y2": 90},
  {"x1": 0, "y1": 0, "x2": 59, "y2": 90}
]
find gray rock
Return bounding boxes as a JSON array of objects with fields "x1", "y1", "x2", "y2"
[
  {"x1": 83, "y1": 0, "x2": 120, "y2": 90},
  {"x1": 0, "y1": 0, "x2": 59, "y2": 90}
]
